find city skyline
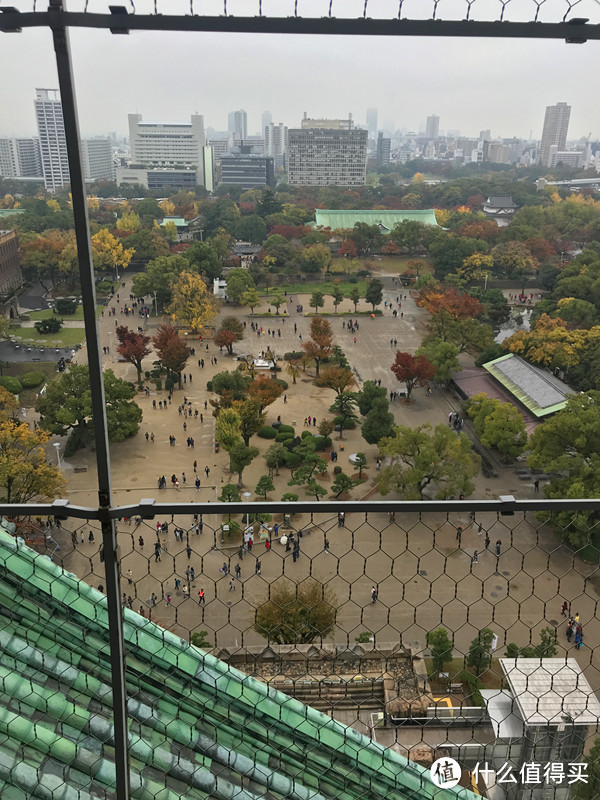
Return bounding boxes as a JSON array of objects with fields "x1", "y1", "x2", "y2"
[{"x1": 1, "y1": 24, "x2": 600, "y2": 143}]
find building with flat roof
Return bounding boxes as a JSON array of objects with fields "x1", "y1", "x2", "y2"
[
  {"x1": 288, "y1": 127, "x2": 368, "y2": 187},
  {"x1": 539, "y1": 102, "x2": 571, "y2": 167},
  {"x1": 116, "y1": 166, "x2": 197, "y2": 191},
  {"x1": 81, "y1": 137, "x2": 115, "y2": 182},
  {"x1": 425, "y1": 114, "x2": 439, "y2": 140},
  {"x1": 0, "y1": 137, "x2": 43, "y2": 179},
  {"x1": 219, "y1": 154, "x2": 275, "y2": 189},
  {"x1": 35, "y1": 88, "x2": 70, "y2": 192},
  {"x1": 128, "y1": 112, "x2": 206, "y2": 187},
  {"x1": 0, "y1": 229, "x2": 23, "y2": 295}
]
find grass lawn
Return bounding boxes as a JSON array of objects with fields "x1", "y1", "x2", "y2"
[
  {"x1": 12, "y1": 327, "x2": 86, "y2": 348},
  {"x1": 369, "y1": 255, "x2": 434, "y2": 275},
  {"x1": 424, "y1": 657, "x2": 505, "y2": 692},
  {"x1": 27, "y1": 305, "x2": 102, "y2": 321},
  {"x1": 264, "y1": 279, "x2": 370, "y2": 298},
  {"x1": 1, "y1": 362, "x2": 57, "y2": 407}
]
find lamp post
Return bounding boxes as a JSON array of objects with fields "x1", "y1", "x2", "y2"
[{"x1": 53, "y1": 441, "x2": 62, "y2": 470}]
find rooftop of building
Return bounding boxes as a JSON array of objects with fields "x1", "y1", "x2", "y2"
[
  {"x1": 0, "y1": 528, "x2": 473, "y2": 800},
  {"x1": 313, "y1": 209, "x2": 440, "y2": 232},
  {"x1": 484, "y1": 196, "x2": 518, "y2": 208},
  {"x1": 0, "y1": 208, "x2": 25, "y2": 217},
  {"x1": 482, "y1": 353, "x2": 574, "y2": 417},
  {"x1": 500, "y1": 658, "x2": 600, "y2": 726}
]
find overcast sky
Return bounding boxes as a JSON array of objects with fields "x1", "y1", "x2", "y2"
[{"x1": 2, "y1": 0, "x2": 600, "y2": 141}]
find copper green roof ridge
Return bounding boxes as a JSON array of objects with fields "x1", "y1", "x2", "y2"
[
  {"x1": 313, "y1": 209, "x2": 440, "y2": 232},
  {"x1": 0, "y1": 530, "x2": 477, "y2": 800}
]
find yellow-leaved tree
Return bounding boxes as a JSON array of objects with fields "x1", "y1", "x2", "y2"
[
  {"x1": 0, "y1": 420, "x2": 66, "y2": 504},
  {"x1": 167, "y1": 271, "x2": 218, "y2": 333},
  {"x1": 159, "y1": 199, "x2": 176, "y2": 216},
  {"x1": 46, "y1": 198, "x2": 61, "y2": 213},
  {"x1": 91, "y1": 228, "x2": 135, "y2": 276},
  {"x1": 115, "y1": 211, "x2": 141, "y2": 233}
]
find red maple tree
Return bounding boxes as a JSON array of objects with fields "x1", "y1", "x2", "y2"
[
  {"x1": 391, "y1": 352, "x2": 436, "y2": 401},
  {"x1": 152, "y1": 324, "x2": 190, "y2": 389},
  {"x1": 115, "y1": 325, "x2": 152, "y2": 384}
]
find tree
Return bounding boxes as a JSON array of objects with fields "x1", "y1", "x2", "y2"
[
  {"x1": 318, "y1": 418, "x2": 336, "y2": 438},
  {"x1": 34, "y1": 317, "x2": 63, "y2": 335},
  {"x1": 379, "y1": 423, "x2": 480, "y2": 499},
  {"x1": 132, "y1": 254, "x2": 192, "y2": 308},
  {"x1": 215, "y1": 408, "x2": 242, "y2": 451},
  {"x1": 255, "y1": 474, "x2": 275, "y2": 500},
  {"x1": 248, "y1": 375, "x2": 284, "y2": 411},
  {"x1": 91, "y1": 228, "x2": 134, "y2": 276},
  {"x1": 303, "y1": 316, "x2": 333, "y2": 376},
  {"x1": 123, "y1": 229, "x2": 170, "y2": 262},
  {"x1": 270, "y1": 290, "x2": 286, "y2": 315},
  {"x1": 0, "y1": 387, "x2": 20, "y2": 422},
  {"x1": 467, "y1": 628, "x2": 494, "y2": 676},
  {"x1": 354, "y1": 452, "x2": 367, "y2": 479},
  {"x1": 152, "y1": 324, "x2": 190, "y2": 389},
  {"x1": 365, "y1": 278, "x2": 384, "y2": 311},
  {"x1": 361, "y1": 398, "x2": 395, "y2": 445},
  {"x1": 214, "y1": 317, "x2": 244, "y2": 355},
  {"x1": 390, "y1": 351, "x2": 436, "y2": 401},
  {"x1": 357, "y1": 380, "x2": 387, "y2": 416},
  {"x1": 229, "y1": 441, "x2": 259, "y2": 486},
  {"x1": 427, "y1": 628, "x2": 454, "y2": 676},
  {"x1": 254, "y1": 578, "x2": 337, "y2": 644},
  {"x1": 241, "y1": 288, "x2": 262, "y2": 315},
  {"x1": 389, "y1": 220, "x2": 424, "y2": 255},
  {"x1": 302, "y1": 243, "x2": 332, "y2": 274},
  {"x1": 331, "y1": 471, "x2": 356, "y2": 498},
  {"x1": 416, "y1": 339, "x2": 461, "y2": 383},
  {"x1": 232, "y1": 398, "x2": 265, "y2": 446},
  {"x1": 235, "y1": 214, "x2": 267, "y2": 244},
  {"x1": 219, "y1": 483, "x2": 241, "y2": 502},
  {"x1": 305, "y1": 478, "x2": 328, "y2": 501},
  {"x1": 167, "y1": 271, "x2": 217, "y2": 333},
  {"x1": 226, "y1": 268, "x2": 255, "y2": 302},
  {"x1": 115, "y1": 325, "x2": 151, "y2": 384},
  {"x1": 349, "y1": 222, "x2": 383, "y2": 255},
  {"x1": 309, "y1": 290, "x2": 325, "y2": 314},
  {"x1": 429, "y1": 235, "x2": 487, "y2": 279},
  {"x1": 0, "y1": 421, "x2": 66, "y2": 504},
  {"x1": 457, "y1": 252, "x2": 494, "y2": 283},
  {"x1": 575, "y1": 738, "x2": 600, "y2": 800},
  {"x1": 491, "y1": 240, "x2": 537, "y2": 286},
  {"x1": 329, "y1": 392, "x2": 358, "y2": 439},
  {"x1": 331, "y1": 288, "x2": 344, "y2": 313},
  {"x1": 36, "y1": 365, "x2": 142, "y2": 450},
  {"x1": 285, "y1": 360, "x2": 301, "y2": 385},
  {"x1": 316, "y1": 366, "x2": 355, "y2": 395},
  {"x1": 191, "y1": 631, "x2": 211, "y2": 649},
  {"x1": 208, "y1": 370, "x2": 250, "y2": 409},
  {"x1": 349, "y1": 286, "x2": 361, "y2": 313},
  {"x1": 264, "y1": 442, "x2": 288, "y2": 477},
  {"x1": 467, "y1": 393, "x2": 527, "y2": 462}
]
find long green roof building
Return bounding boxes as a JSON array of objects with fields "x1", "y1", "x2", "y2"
[
  {"x1": 313, "y1": 209, "x2": 440, "y2": 233},
  {"x1": 0, "y1": 528, "x2": 475, "y2": 799}
]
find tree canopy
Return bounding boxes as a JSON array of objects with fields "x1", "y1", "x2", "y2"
[{"x1": 254, "y1": 578, "x2": 337, "y2": 644}]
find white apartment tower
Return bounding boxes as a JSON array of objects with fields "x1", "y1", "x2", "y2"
[
  {"x1": 288, "y1": 118, "x2": 367, "y2": 187},
  {"x1": 35, "y1": 89, "x2": 70, "y2": 192},
  {"x1": 264, "y1": 122, "x2": 288, "y2": 170},
  {"x1": 539, "y1": 102, "x2": 571, "y2": 167},
  {"x1": 0, "y1": 138, "x2": 42, "y2": 179},
  {"x1": 81, "y1": 138, "x2": 115, "y2": 182},
  {"x1": 128, "y1": 113, "x2": 206, "y2": 186},
  {"x1": 425, "y1": 115, "x2": 440, "y2": 140}
]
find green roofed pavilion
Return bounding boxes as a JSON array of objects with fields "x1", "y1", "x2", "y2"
[
  {"x1": 0, "y1": 529, "x2": 475, "y2": 800},
  {"x1": 482, "y1": 353, "x2": 574, "y2": 417},
  {"x1": 313, "y1": 209, "x2": 439, "y2": 233}
]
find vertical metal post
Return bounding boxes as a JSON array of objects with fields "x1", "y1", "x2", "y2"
[{"x1": 48, "y1": 1, "x2": 130, "y2": 796}]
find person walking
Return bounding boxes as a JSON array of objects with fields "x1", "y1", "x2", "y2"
[
  {"x1": 472, "y1": 550, "x2": 478, "y2": 565},
  {"x1": 127, "y1": 569, "x2": 133, "y2": 585},
  {"x1": 456, "y1": 526, "x2": 462, "y2": 546},
  {"x1": 534, "y1": 479, "x2": 540, "y2": 493},
  {"x1": 229, "y1": 577, "x2": 235, "y2": 591},
  {"x1": 371, "y1": 586, "x2": 378, "y2": 604},
  {"x1": 255, "y1": 560, "x2": 261, "y2": 575},
  {"x1": 195, "y1": 476, "x2": 201, "y2": 491},
  {"x1": 166, "y1": 594, "x2": 172, "y2": 606},
  {"x1": 324, "y1": 538, "x2": 330, "y2": 553},
  {"x1": 205, "y1": 466, "x2": 210, "y2": 478},
  {"x1": 186, "y1": 544, "x2": 192, "y2": 559},
  {"x1": 235, "y1": 563, "x2": 241, "y2": 579},
  {"x1": 561, "y1": 601, "x2": 569, "y2": 616},
  {"x1": 198, "y1": 588, "x2": 205, "y2": 604},
  {"x1": 495, "y1": 540, "x2": 502, "y2": 556}
]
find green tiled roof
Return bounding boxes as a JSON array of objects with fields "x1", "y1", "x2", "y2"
[
  {"x1": 313, "y1": 209, "x2": 439, "y2": 233},
  {"x1": 482, "y1": 353, "x2": 574, "y2": 417},
  {"x1": 0, "y1": 529, "x2": 475, "y2": 800},
  {"x1": 0, "y1": 208, "x2": 25, "y2": 217},
  {"x1": 159, "y1": 216, "x2": 187, "y2": 228}
]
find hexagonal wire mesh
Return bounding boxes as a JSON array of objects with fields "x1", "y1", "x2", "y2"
[{"x1": 1, "y1": 3, "x2": 600, "y2": 799}]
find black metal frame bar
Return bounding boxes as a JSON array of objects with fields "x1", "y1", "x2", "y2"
[
  {"x1": 1, "y1": 11, "x2": 599, "y2": 41},
  {"x1": 1, "y1": 4, "x2": 599, "y2": 798}
]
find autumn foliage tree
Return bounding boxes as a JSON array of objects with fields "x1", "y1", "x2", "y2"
[
  {"x1": 0, "y1": 422, "x2": 66, "y2": 504},
  {"x1": 167, "y1": 271, "x2": 218, "y2": 333},
  {"x1": 248, "y1": 375, "x2": 285, "y2": 411},
  {"x1": 417, "y1": 288, "x2": 483, "y2": 320},
  {"x1": 115, "y1": 325, "x2": 151, "y2": 384},
  {"x1": 214, "y1": 317, "x2": 244, "y2": 355},
  {"x1": 152, "y1": 324, "x2": 190, "y2": 388},
  {"x1": 390, "y1": 352, "x2": 436, "y2": 401},
  {"x1": 303, "y1": 316, "x2": 333, "y2": 376}
]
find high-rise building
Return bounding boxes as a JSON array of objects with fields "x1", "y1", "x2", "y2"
[
  {"x1": 366, "y1": 108, "x2": 378, "y2": 136},
  {"x1": 425, "y1": 115, "x2": 440, "y2": 140},
  {"x1": 128, "y1": 113, "x2": 206, "y2": 187},
  {"x1": 81, "y1": 138, "x2": 115, "y2": 182},
  {"x1": 228, "y1": 110, "x2": 248, "y2": 140},
  {"x1": 0, "y1": 138, "x2": 43, "y2": 179},
  {"x1": 35, "y1": 88, "x2": 70, "y2": 192},
  {"x1": 287, "y1": 123, "x2": 368, "y2": 187},
  {"x1": 261, "y1": 111, "x2": 272, "y2": 134},
  {"x1": 376, "y1": 132, "x2": 391, "y2": 167},
  {"x1": 264, "y1": 122, "x2": 288, "y2": 171},
  {"x1": 220, "y1": 154, "x2": 275, "y2": 189},
  {"x1": 0, "y1": 230, "x2": 23, "y2": 294},
  {"x1": 539, "y1": 102, "x2": 571, "y2": 167}
]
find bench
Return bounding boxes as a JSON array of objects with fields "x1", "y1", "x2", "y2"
[{"x1": 446, "y1": 683, "x2": 463, "y2": 693}]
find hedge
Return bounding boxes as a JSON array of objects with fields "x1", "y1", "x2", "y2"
[
  {"x1": 275, "y1": 432, "x2": 294, "y2": 442},
  {"x1": 278, "y1": 424, "x2": 294, "y2": 434},
  {"x1": 258, "y1": 425, "x2": 277, "y2": 439},
  {"x1": 283, "y1": 351, "x2": 304, "y2": 361},
  {"x1": 21, "y1": 371, "x2": 46, "y2": 388},
  {"x1": 0, "y1": 376, "x2": 22, "y2": 394},
  {"x1": 315, "y1": 435, "x2": 332, "y2": 451}
]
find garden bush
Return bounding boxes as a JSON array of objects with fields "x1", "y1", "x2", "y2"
[
  {"x1": 154, "y1": 378, "x2": 162, "y2": 390},
  {"x1": 21, "y1": 371, "x2": 46, "y2": 388},
  {"x1": 301, "y1": 430, "x2": 313, "y2": 439},
  {"x1": 333, "y1": 415, "x2": 357, "y2": 429},
  {"x1": 0, "y1": 376, "x2": 22, "y2": 394},
  {"x1": 273, "y1": 378, "x2": 288, "y2": 391},
  {"x1": 278, "y1": 424, "x2": 294, "y2": 434},
  {"x1": 258, "y1": 425, "x2": 277, "y2": 439},
  {"x1": 283, "y1": 351, "x2": 304, "y2": 361},
  {"x1": 315, "y1": 435, "x2": 332, "y2": 451},
  {"x1": 275, "y1": 432, "x2": 294, "y2": 443},
  {"x1": 96, "y1": 280, "x2": 114, "y2": 294},
  {"x1": 55, "y1": 298, "x2": 77, "y2": 315},
  {"x1": 35, "y1": 317, "x2": 63, "y2": 335},
  {"x1": 333, "y1": 465, "x2": 342, "y2": 475}
]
